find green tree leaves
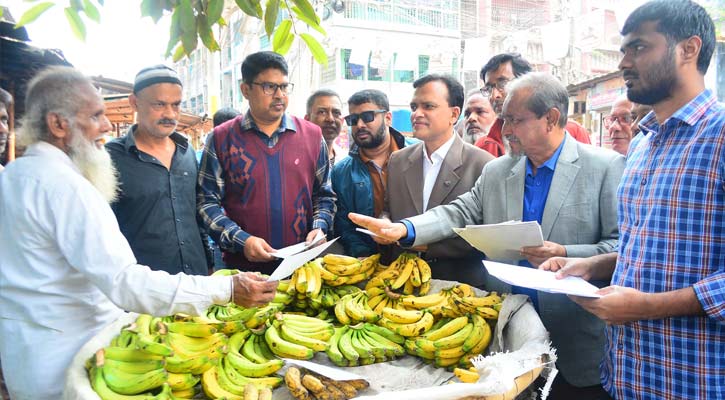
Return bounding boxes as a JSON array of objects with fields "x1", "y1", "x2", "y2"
[{"x1": 12, "y1": 0, "x2": 329, "y2": 65}]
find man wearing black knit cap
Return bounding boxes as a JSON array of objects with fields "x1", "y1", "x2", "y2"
[{"x1": 106, "y1": 65, "x2": 213, "y2": 275}]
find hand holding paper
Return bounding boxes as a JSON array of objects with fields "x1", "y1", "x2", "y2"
[{"x1": 484, "y1": 260, "x2": 602, "y2": 298}]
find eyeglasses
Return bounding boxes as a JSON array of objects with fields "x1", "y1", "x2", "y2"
[
  {"x1": 343, "y1": 110, "x2": 386, "y2": 125},
  {"x1": 251, "y1": 82, "x2": 294, "y2": 95},
  {"x1": 144, "y1": 100, "x2": 181, "y2": 112},
  {"x1": 480, "y1": 79, "x2": 511, "y2": 96},
  {"x1": 603, "y1": 114, "x2": 633, "y2": 128}
]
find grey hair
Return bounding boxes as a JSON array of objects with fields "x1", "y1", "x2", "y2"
[
  {"x1": 505, "y1": 72, "x2": 568, "y2": 128},
  {"x1": 18, "y1": 66, "x2": 94, "y2": 147}
]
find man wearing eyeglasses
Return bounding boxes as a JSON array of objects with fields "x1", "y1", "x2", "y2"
[
  {"x1": 384, "y1": 75, "x2": 494, "y2": 286},
  {"x1": 604, "y1": 96, "x2": 634, "y2": 155},
  {"x1": 107, "y1": 65, "x2": 212, "y2": 276},
  {"x1": 331, "y1": 89, "x2": 417, "y2": 257},
  {"x1": 198, "y1": 51, "x2": 336, "y2": 274},
  {"x1": 350, "y1": 73, "x2": 624, "y2": 398},
  {"x1": 475, "y1": 53, "x2": 591, "y2": 157}
]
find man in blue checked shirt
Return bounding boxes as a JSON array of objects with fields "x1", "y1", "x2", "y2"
[{"x1": 541, "y1": 1, "x2": 725, "y2": 399}]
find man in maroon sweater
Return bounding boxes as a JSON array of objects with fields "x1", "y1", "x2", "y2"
[{"x1": 197, "y1": 51, "x2": 336, "y2": 274}]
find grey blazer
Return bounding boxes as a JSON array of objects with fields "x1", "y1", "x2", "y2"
[
  {"x1": 408, "y1": 133, "x2": 625, "y2": 386},
  {"x1": 387, "y1": 134, "x2": 494, "y2": 285}
]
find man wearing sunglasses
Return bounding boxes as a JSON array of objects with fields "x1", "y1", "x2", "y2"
[
  {"x1": 604, "y1": 96, "x2": 634, "y2": 155},
  {"x1": 384, "y1": 74, "x2": 494, "y2": 286},
  {"x1": 331, "y1": 89, "x2": 417, "y2": 257},
  {"x1": 198, "y1": 51, "x2": 336, "y2": 274}
]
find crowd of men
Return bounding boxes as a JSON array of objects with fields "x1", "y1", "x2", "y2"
[{"x1": 0, "y1": 0, "x2": 722, "y2": 399}]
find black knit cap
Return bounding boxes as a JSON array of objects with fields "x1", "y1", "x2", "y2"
[{"x1": 133, "y1": 65, "x2": 182, "y2": 94}]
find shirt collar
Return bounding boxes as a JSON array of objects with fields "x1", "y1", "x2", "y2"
[
  {"x1": 24, "y1": 141, "x2": 78, "y2": 172},
  {"x1": 423, "y1": 133, "x2": 456, "y2": 163},
  {"x1": 526, "y1": 136, "x2": 566, "y2": 176},
  {"x1": 121, "y1": 125, "x2": 189, "y2": 151},
  {"x1": 639, "y1": 89, "x2": 717, "y2": 136},
  {"x1": 240, "y1": 110, "x2": 297, "y2": 134}
]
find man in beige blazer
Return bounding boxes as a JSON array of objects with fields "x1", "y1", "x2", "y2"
[
  {"x1": 352, "y1": 73, "x2": 624, "y2": 398},
  {"x1": 386, "y1": 74, "x2": 494, "y2": 286}
]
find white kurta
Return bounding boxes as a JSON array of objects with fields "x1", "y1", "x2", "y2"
[{"x1": 0, "y1": 142, "x2": 232, "y2": 399}]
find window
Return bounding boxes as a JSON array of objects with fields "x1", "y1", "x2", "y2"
[
  {"x1": 393, "y1": 53, "x2": 415, "y2": 83},
  {"x1": 342, "y1": 49, "x2": 364, "y2": 80},
  {"x1": 368, "y1": 50, "x2": 390, "y2": 82},
  {"x1": 418, "y1": 55, "x2": 430, "y2": 77}
]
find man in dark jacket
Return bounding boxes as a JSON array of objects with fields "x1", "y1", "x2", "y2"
[{"x1": 331, "y1": 89, "x2": 416, "y2": 257}]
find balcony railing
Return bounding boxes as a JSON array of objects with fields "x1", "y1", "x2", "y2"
[{"x1": 340, "y1": 0, "x2": 460, "y2": 32}]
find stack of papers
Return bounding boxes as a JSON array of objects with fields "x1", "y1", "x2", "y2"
[
  {"x1": 453, "y1": 221, "x2": 543, "y2": 261},
  {"x1": 483, "y1": 260, "x2": 602, "y2": 298}
]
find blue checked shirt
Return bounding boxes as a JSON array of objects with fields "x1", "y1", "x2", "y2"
[
  {"x1": 196, "y1": 111, "x2": 335, "y2": 253},
  {"x1": 604, "y1": 90, "x2": 725, "y2": 399}
]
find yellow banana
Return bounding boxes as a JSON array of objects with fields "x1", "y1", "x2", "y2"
[
  {"x1": 201, "y1": 366, "x2": 244, "y2": 400},
  {"x1": 400, "y1": 292, "x2": 446, "y2": 309},
  {"x1": 323, "y1": 253, "x2": 360, "y2": 266},
  {"x1": 416, "y1": 258, "x2": 432, "y2": 283},
  {"x1": 423, "y1": 315, "x2": 470, "y2": 341},
  {"x1": 222, "y1": 357, "x2": 283, "y2": 389},
  {"x1": 305, "y1": 263, "x2": 322, "y2": 298},
  {"x1": 171, "y1": 387, "x2": 198, "y2": 399},
  {"x1": 334, "y1": 295, "x2": 352, "y2": 325},
  {"x1": 435, "y1": 344, "x2": 466, "y2": 359},
  {"x1": 403, "y1": 279, "x2": 415, "y2": 295},
  {"x1": 454, "y1": 367, "x2": 480, "y2": 383},
  {"x1": 294, "y1": 266, "x2": 308, "y2": 294},
  {"x1": 264, "y1": 324, "x2": 314, "y2": 360},
  {"x1": 382, "y1": 307, "x2": 424, "y2": 324},
  {"x1": 462, "y1": 314, "x2": 486, "y2": 352},
  {"x1": 225, "y1": 351, "x2": 283, "y2": 377},
  {"x1": 435, "y1": 356, "x2": 460, "y2": 367},
  {"x1": 476, "y1": 306, "x2": 499, "y2": 320},
  {"x1": 287, "y1": 270, "x2": 299, "y2": 295},
  {"x1": 324, "y1": 256, "x2": 363, "y2": 276},
  {"x1": 165, "y1": 322, "x2": 217, "y2": 338},
  {"x1": 166, "y1": 372, "x2": 199, "y2": 391},
  {"x1": 380, "y1": 312, "x2": 435, "y2": 337},
  {"x1": 434, "y1": 322, "x2": 474, "y2": 350},
  {"x1": 465, "y1": 318, "x2": 492, "y2": 356},
  {"x1": 279, "y1": 323, "x2": 330, "y2": 352},
  {"x1": 419, "y1": 280, "x2": 431, "y2": 295},
  {"x1": 391, "y1": 257, "x2": 414, "y2": 290},
  {"x1": 410, "y1": 262, "x2": 422, "y2": 287}
]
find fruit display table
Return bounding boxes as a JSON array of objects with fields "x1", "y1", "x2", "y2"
[{"x1": 63, "y1": 280, "x2": 554, "y2": 400}]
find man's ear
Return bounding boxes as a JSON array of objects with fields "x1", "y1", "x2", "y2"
[
  {"x1": 240, "y1": 82, "x2": 250, "y2": 100},
  {"x1": 304, "y1": 114, "x2": 310, "y2": 121},
  {"x1": 384, "y1": 111, "x2": 392, "y2": 126},
  {"x1": 46, "y1": 112, "x2": 70, "y2": 140},
  {"x1": 451, "y1": 106, "x2": 461, "y2": 125},
  {"x1": 128, "y1": 94, "x2": 139, "y2": 113},
  {"x1": 680, "y1": 35, "x2": 702, "y2": 68},
  {"x1": 547, "y1": 108, "x2": 562, "y2": 131}
]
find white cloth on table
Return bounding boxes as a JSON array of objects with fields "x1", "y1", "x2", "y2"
[{"x1": 0, "y1": 142, "x2": 232, "y2": 399}]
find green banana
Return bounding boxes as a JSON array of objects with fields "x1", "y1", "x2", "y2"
[
  {"x1": 102, "y1": 365, "x2": 167, "y2": 395},
  {"x1": 227, "y1": 330, "x2": 252, "y2": 353},
  {"x1": 136, "y1": 334, "x2": 174, "y2": 357},
  {"x1": 89, "y1": 366, "x2": 157, "y2": 400},
  {"x1": 166, "y1": 332, "x2": 227, "y2": 353},
  {"x1": 279, "y1": 324, "x2": 329, "y2": 352},
  {"x1": 337, "y1": 327, "x2": 359, "y2": 362},
  {"x1": 357, "y1": 329, "x2": 387, "y2": 360},
  {"x1": 166, "y1": 372, "x2": 199, "y2": 391},
  {"x1": 222, "y1": 357, "x2": 284, "y2": 389},
  {"x1": 103, "y1": 358, "x2": 165, "y2": 374},
  {"x1": 164, "y1": 354, "x2": 209, "y2": 374},
  {"x1": 242, "y1": 333, "x2": 269, "y2": 364},
  {"x1": 254, "y1": 333, "x2": 278, "y2": 361},
  {"x1": 363, "y1": 323, "x2": 405, "y2": 345},
  {"x1": 363, "y1": 329, "x2": 405, "y2": 357},
  {"x1": 103, "y1": 347, "x2": 164, "y2": 363},
  {"x1": 225, "y1": 351, "x2": 284, "y2": 377},
  {"x1": 349, "y1": 329, "x2": 375, "y2": 360},
  {"x1": 165, "y1": 321, "x2": 217, "y2": 338},
  {"x1": 264, "y1": 323, "x2": 314, "y2": 360},
  {"x1": 434, "y1": 322, "x2": 474, "y2": 350},
  {"x1": 325, "y1": 326, "x2": 348, "y2": 366}
]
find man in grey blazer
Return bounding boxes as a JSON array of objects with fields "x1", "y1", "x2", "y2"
[
  {"x1": 385, "y1": 74, "x2": 494, "y2": 286},
  {"x1": 352, "y1": 73, "x2": 624, "y2": 399}
]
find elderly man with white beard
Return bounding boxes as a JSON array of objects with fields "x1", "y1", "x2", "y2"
[{"x1": 0, "y1": 67, "x2": 279, "y2": 400}]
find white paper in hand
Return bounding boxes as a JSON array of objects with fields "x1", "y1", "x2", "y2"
[
  {"x1": 454, "y1": 221, "x2": 543, "y2": 261},
  {"x1": 483, "y1": 260, "x2": 602, "y2": 298},
  {"x1": 270, "y1": 230, "x2": 326, "y2": 258},
  {"x1": 267, "y1": 238, "x2": 339, "y2": 281}
]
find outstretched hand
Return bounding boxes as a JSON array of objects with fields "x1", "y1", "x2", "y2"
[
  {"x1": 348, "y1": 212, "x2": 408, "y2": 244},
  {"x1": 231, "y1": 272, "x2": 278, "y2": 308}
]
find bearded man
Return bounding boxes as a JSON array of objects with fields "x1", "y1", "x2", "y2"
[
  {"x1": 0, "y1": 67, "x2": 277, "y2": 400},
  {"x1": 331, "y1": 89, "x2": 417, "y2": 257}
]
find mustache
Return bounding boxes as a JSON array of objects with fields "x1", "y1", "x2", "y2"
[
  {"x1": 157, "y1": 118, "x2": 177, "y2": 125},
  {"x1": 622, "y1": 71, "x2": 638, "y2": 80}
]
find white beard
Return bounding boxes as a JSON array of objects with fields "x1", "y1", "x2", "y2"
[
  {"x1": 67, "y1": 127, "x2": 119, "y2": 203},
  {"x1": 503, "y1": 135, "x2": 525, "y2": 162}
]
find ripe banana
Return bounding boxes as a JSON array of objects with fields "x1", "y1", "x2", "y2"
[
  {"x1": 462, "y1": 314, "x2": 486, "y2": 352},
  {"x1": 379, "y1": 312, "x2": 435, "y2": 337},
  {"x1": 279, "y1": 323, "x2": 330, "y2": 352},
  {"x1": 454, "y1": 367, "x2": 480, "y2": 383},
  {"x1": 382, "y1": 307, "x2": 424, "y2": 324},
  {"x1": 225, "y1": 351, "x2": 283, "y2": 377},
  {"x1": 165, "y1": 321, "x2": 217, "y2": 338},
  {"x1": 166, "y1": 372, "x2": 199, "y2": 391},
  {"x1": 391, "y1": 257, "x2": 414, "y2": 290},
  {"x1": 400, "y1": 292, "x2": 447, "y2": 309},
  {"x1": 434, "y1": 321, "x2": 473, "y2": 350},
  {"x1": 423, "y1": 315, "x2": 469, "y2": 341},
  {"x1": 201, "y1": 366, "x2": 244, "y2": 400},
  {"x1": 264, "y1": 324, "x2": 314, "y2": 360}
]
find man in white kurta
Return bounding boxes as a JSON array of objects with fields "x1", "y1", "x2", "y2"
[{"x1": 0, "y1": 67, "x2": 278, "y2": 399}]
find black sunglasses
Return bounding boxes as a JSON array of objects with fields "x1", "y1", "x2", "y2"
[{"x1": 344, "y1": 110, "x2": 386, "y2": 125}]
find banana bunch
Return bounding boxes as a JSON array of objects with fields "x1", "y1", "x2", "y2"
[
  {"x1": 89, "y1": 349, "x2": 170, "y2": 399},
  {"x1": 399, "y1": 283, "x2": 476, "y2": 316},
  {"x1": 287, "y1": 283, "x2": 361, "y2": 319},
  {"x1": 453, "y1": 367, "x2": 480, "y2": 383},
  {"x1": 262, "y1": 313, "x2": 334, "y2": 359},
  {"x1": 111, "y1": 314, "x2": 175, "y2": 357},
  {"x1": 317, "y1": 254, "x2": 377, "y2": 286},
  {"x1": 201, "y1": 362, "x2": 279, "y2": 400},
  {"x1": 365, "y1": 253, "x2": 431, "y2": 298},
  {"x1": 405, "y1": 313, "x2": 491, "y2": 368},
  {"x1": 446, "y1": 291, "x2": 502, "y2": 320},
  {"x1": 334, "y1": 291, "x2": 380, "y2": 325},
  {"x1": 243, "y1": 302, "x2": 286, "y2": 329},
  {"x1": 285, "y1": 366, "x2": 370, "y2": 400},
  {"x1": 377, "y1": 309, "x2": 435, "y2": 338},
  {"x1": 225, "y1": 330, "x2": 284, "y2": 378},
  {"x1": 326, "y1": 323, "x2": 405, "y2": 367}
]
